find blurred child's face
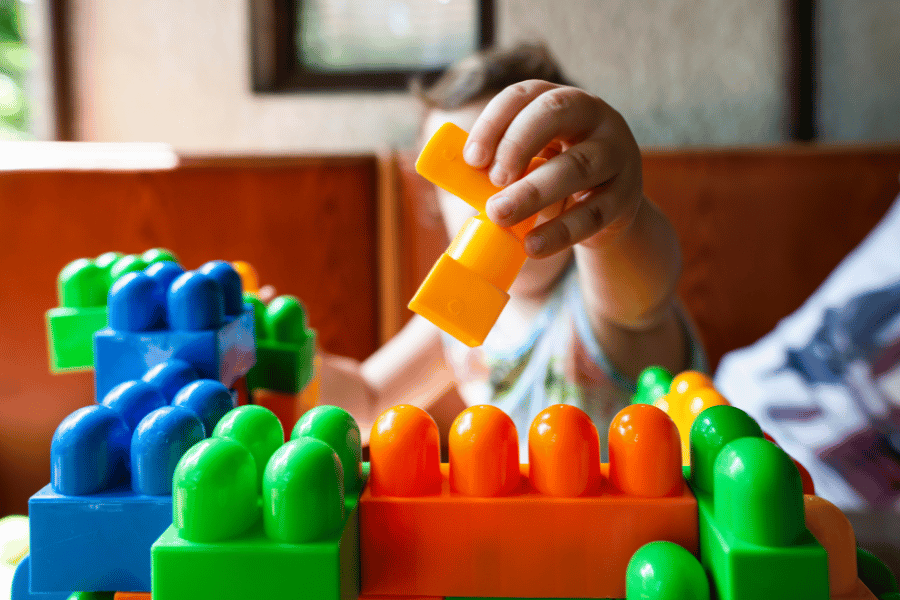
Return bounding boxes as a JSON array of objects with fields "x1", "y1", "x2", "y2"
[{"x1": 421, "y1": 101, "x2": 573, "y2": 298}]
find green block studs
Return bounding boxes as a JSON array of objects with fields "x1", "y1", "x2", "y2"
[
  {"x1": 245, "y1": 295, "x2": 317, "y2": 394},
  {"x1": 632, "y1": 366, "x2": 673, "y2": 405},
  {"x1": 152, "y1": 404, "x2": 361, "y2": 600},
  {"x1": 626, "y1": 540, "x2": 710, "y2": 600},
  {"x1": 46, "y1": 249, "x2": 177, "y2": 371},
  {"x1": 687, "y1": 405, "x2": 828, "y2": 600}
]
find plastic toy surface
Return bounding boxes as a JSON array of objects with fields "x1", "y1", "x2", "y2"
[
  {"x1": 409, "y1": 122, "x2": 545, "y2": 347},
  {"x1": 688, "y1": 405, "x2": 829, "y2": 600},
  {"x1": 360, "y1": 402, "x2": 697, "y2": 599},
  {"x1": 46, "y1": 249, "x2": 177, "y2": 372},
  {"x1": 151, "y1": 405, "x2": 362, "y2": 600},
  {"x1": 244, "y1": 294, "x2": 315, "y2": 394},
  {"x1": 93, "y1": 260, "x2": 255, "y2": 400},
  {"x1": 25, "y1": 365, "x2": 235, "y2": 594}
]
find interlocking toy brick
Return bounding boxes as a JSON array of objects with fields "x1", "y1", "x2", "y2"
[
  {"x1": 93, "y1": 260, "x2": 255, "y2": 399},
  {"x1": 114, "y1": 593, "x2": 151, "y2": 600},
  {"x1": 10, "y1": 556, "x2": 69, "y2": 600},
  {"x1": 651, "y1": 370, "x2": 729, "y2": 466},
  {"x1": 360, "y1": 402, "x2": 697, "y2": 599},
  {"x1": 804, "y1": 495, "x2": 878, "y2": 600},
  {"x1": 409, "y1": 122, "x2": 545, "y2": 347},
  {"x1": 631, "y1": 365, "x2": 674, "y2": 405},
  {"x1": 687, "y1": 404, "x2": 829, "y2": 600},
  {"x1": 857, "y1": 547, "x2": 899, "y2": 599},
  {"x1": 46, "y1": 249, "x2": 177, "y2": 372},
  {"x1": 625, "y1": 540, "x2": 711, "y2": 600},
  {"x1": 152, "y1": 405, "x2": 363, "y2": 600},
  {"x1": 244, "y1": 294, "x2": 316, "y2": 395},
  {"x1": 24, "y1": 365, "x2": 235, "y2": 594}
]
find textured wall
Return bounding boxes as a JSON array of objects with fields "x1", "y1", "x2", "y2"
[
  {"x1": 498, "y1": 0, "x2": 788, "y2": 146},
  {"x1": 817, "y1": 0, "x2": 900, "y2": 143},
  {"x1": 67, "y1": 0, "x2": 790, "y2": 151}
]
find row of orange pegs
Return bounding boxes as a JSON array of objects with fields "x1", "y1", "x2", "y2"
[{"x1": 367, "y1": 402, "x2": 685, "y2": 500}]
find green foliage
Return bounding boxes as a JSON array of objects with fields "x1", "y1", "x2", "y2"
[{"x1": 0, "y1": 0, "x2": 30, "y2": 139}]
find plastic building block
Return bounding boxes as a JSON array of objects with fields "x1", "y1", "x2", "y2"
[
  {"x1": 626, "y1": 540, "x2": 711, "y2": 600},
  {"x1": 113, "y1": 594, "x2": 151, "y2": 600},
  {"x1": 253, "y1": 387, "x2": 318, "y2": 441},
  {"x1": 10, "y1": 556, "x2": 69, "y2": 600},
  {"x1": 360, "y1": 403, "x2": 697, "y2": 599},
  {"x1": 631, "y1": 365, "x2": 674, "y2": 404},
  {"x1": 151, "y1": 404, "x2": 363, "y2": 600},
  {"x1": 46, "y1": 249, "x2": 177, "y2": 372},
  {"x1": 687, "y1": 404, "x2": 829, "y2": 600},
  {"x1": 857, "y1": 547, "x2": 899, "y2": 598},
  {"x1": 67, "y1": 593, "x2": 115, "y2": 600},
  {"x1": 804, "y1": 495, "x2": 878, "y2": 600},
  {"x1": 25, "y1": 365, "x2": 234, "y2": 594},
  {"x1": 652, "y1": 370, "x2": 729, "y2": 466},
  {"x1": 244, "y1": 295, "x2": 316, "y2": 394},
  {"x1": 93, "y1": 260, "x2": 255, "y2": 400},
  {"x1": 231, "y1": 261, "x2": 260, "y2": 295},
  {"x1": 409, "y1": 122, "x2": 545, "y2": 347}
]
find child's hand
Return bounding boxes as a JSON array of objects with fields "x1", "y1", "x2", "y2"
[{"x1": 462, "y1": 80, "x2": 643, "y2": 257}]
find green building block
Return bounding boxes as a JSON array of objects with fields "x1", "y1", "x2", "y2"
[
  {"x1": 626, "y1": 540, "x2": 710, "y2": 600},
  {"x1": 245, "y1": 295, "x2": 316, "y2": 393},
  {"x1": 631, "y1": 365, "x2": 672, "y2": 405},
  {"x1": 687, "y1": 405, "x2": 829, "y2": 600},
  {"x1": 857, "y1": 547, "x2": 899, "y2": 597},
  {"x1": 66, "y1": 593, "x2": 114, "y2": 600},
  {"x1": 46, "y1": 249, "x2": 177, "y2": 372},
  {"x1": 152, "y1": 404, "x2": 362, "y2": 600}
]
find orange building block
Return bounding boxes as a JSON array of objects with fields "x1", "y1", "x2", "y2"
[
  {"x1": 252, "y1": 372, "x2": 319, "y2": 440},
  {"x1": 115, "y1": 593, "x2": 152, "y2": 600},
  {"x1": 360, "y1": 403, "x2": 698, "y2": 599},
  {"x1": 653, "y1": 371, "x2": 729, "y2": 466},
  {"x1": 804, "y1": 495, "x2": 878, "y2": 600}
]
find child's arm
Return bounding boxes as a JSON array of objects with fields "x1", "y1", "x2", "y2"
[
  {"x1": 319, "y1": 314, "x2": 453, "y2": 443},
  {"x1": 461, "y1": 80, "x2": 688, "y2": 379}
]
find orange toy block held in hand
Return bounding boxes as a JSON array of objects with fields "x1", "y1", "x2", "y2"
[
  {"x1": 360, "y1": 403, "x2": 698, "y2": 599},
  {"x1": 410, "y1": 122, "x2": 544, "y2": 347}
]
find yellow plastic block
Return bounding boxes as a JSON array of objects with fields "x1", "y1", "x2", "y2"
[
  {"x1": 411, "y1": 122, "x2": 547, "y2": 345},
  {"x1": 409, "y1": 254, "x2": 509, "y2": 347},
  {"x1": 415, "y1": 122, "x2": 504, "y2": 215}
]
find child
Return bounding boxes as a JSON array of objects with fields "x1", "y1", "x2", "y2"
[{"x1": 321, "y1": 42, "x2": 706, "y2": 456}]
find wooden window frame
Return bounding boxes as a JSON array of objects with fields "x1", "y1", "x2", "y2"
[{"x1": 249, "y1": 0, "x2": 495, "y2": 93}]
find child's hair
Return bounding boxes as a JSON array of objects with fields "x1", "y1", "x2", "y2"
[{"x1": 412, "y1": 41, "x2": 574, "y2": 111}]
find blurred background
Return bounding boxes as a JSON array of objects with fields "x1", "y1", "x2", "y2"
[
  {"x1": 4, "y1": 0, "x2": 900, "y2": 149},
  {"x1": 1, "y1": 0, "x2": 899, "y2": 573}
]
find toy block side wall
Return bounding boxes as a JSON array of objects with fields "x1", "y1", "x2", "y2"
[{"x1": 0, "y1": 155, "x2": 379, "y2": 515}]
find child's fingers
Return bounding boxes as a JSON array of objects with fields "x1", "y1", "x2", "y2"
[
  {"x1": 485, "y1": 137, "x2": 621, "y2": 226},
  {"x1": 521, "y1": 185, "x2": 638, "y2": 257},
  {"x1": 488, "y1": 88, "x2": 605, "y2": 187},
  {"x1": 463, "y1": 80, "x2": 560, "y2": 169}
]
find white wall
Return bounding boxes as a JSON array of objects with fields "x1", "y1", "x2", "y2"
[{"x1": 66, "y1": 0, "x2": 790, "y2": 152}]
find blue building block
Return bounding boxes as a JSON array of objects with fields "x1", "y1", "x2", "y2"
[
  {"x1": 93, "y1": 261, "x2": 256, "y2": 400},
  {"x1": 27, "y1": 364, "x2": 236, "y2": 594},
  {"x1": 11, "y1": 556, "x2": 71, "y2": 600}
]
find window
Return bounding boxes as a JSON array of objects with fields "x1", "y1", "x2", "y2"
[{"x1": 250, "y1": 0, "x2": 494, "y2": 92}]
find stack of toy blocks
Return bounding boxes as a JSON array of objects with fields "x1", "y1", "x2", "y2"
[
  {"x1": 93, "y1": 260, "x2": 255, "y2": 400},
  {"x1": 151, "y1": 404, "x2": 363, "y2": 600},
  {"x1": 14, "y1": 258, "x2": 257, "y2": 599},
  {"x1": 46, "y1": 249, "x2": 177, "y2": 372},
  {"x1": 243, "y1": 293, "x2": 318, "y2": 437}
]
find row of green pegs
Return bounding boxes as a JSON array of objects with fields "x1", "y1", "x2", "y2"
[{"x1": 58, "y1": 249, "x2": 177, "y2": 308}]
